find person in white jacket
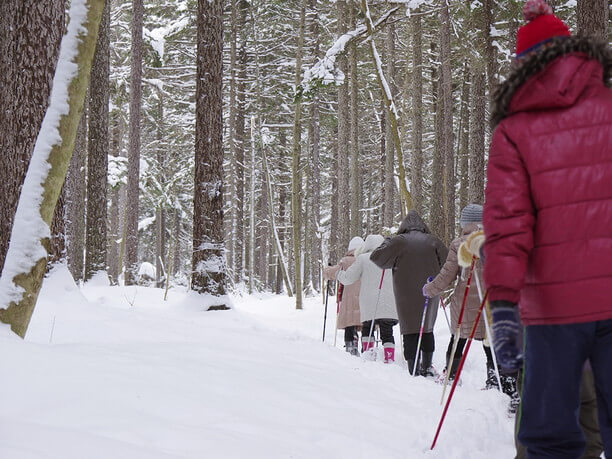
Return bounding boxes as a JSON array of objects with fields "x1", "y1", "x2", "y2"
[{"x1": 336, "y1": 235, "x2": 398, "y2": 363}]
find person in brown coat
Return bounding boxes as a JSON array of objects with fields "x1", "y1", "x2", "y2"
[
  {"x1": 323, "y1": 237, "x2": 364, "y2": 356},
  {"x1": 370, "y1": 211, "x2": 447, "y2": 375},
  {"x1": 423, "y1": 204, "x2": 495, "y2": 385}
]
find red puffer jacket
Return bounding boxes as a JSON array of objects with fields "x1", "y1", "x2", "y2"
[{"x1": 483, "y1": 37, "x2": 612, "y2": 326}]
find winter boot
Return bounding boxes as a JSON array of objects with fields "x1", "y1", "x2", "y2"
[
  {"x1": 419, "y1": 351, "x2": 436, "y2": 378},
  {"x1": 383, "y1": 343, "x2": 395, "y2": 363},
  {"x1": 350, "y1": 338, "x2": 360, "y2": 356},
  {"x1": 484, "y1": 364, "x2": 499, "y2": 390},
  {"x1": 407, "y1": 359, "x2": 416, "y2": 375},
  {"x1": 501, "y1": 374, "x2": 520, "y2": 415},
  {"x1": 345, "y1": 341, "x2": 359, "y2": 357},
  {"x1": 362, "y1": 337, "x2": 376, "y2": 360}
]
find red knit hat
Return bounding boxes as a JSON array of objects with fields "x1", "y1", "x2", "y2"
[{"x1": 515, "y1": 0, "x2": 570, "y2": 57}]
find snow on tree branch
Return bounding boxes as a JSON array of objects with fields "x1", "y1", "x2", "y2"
[{"x1": 299, "y1": 7, "x2": 400, "y2": 100}]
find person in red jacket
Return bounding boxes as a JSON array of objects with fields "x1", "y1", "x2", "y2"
[{"x1": 482, "y1": 0, "x2": 612, "y2": 457}]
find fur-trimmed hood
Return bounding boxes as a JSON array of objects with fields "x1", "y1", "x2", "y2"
[{"x1": 491, "y1": 36, "x2": 612, "y2": 128}]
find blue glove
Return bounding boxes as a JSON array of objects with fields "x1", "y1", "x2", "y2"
[{"x1": 490, "y1": 301, "x2": 523, "y2": 372}]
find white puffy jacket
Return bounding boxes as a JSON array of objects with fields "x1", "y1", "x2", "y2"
[{"x1": 336, "y1": 235, "x2": 398, "y2": 323}]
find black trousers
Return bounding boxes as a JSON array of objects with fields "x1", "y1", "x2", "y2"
[
  {"x1": 362, "y1": 319, "x2": 397, "y2": 344},
  {"x1": 403, "y1": 332, "x2": 435, "y2": 362},
  {"x1": 444, "y1": 335, "x2": 493, "y2": 367},
  {"x1": 344, "y1": 326, "x2": 359, "y2": 342}
]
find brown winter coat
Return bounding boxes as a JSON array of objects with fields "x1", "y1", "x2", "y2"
[
  {"x1": 323, "y1": 251, "x2": 361, "y2": 329},
  {"x1": 370, "y1": 212, "x2": 448, "y2": 335},
  {"x1": 423, "y1": 224, "x2": 486, "y2": 340}
]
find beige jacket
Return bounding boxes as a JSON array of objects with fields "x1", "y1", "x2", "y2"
[
  {"x1": 323, "y1": 251, "x2": 361, "y2": 329},
  {"x1": 423, "y1": 223, "x2": 486, "y2": 340}
]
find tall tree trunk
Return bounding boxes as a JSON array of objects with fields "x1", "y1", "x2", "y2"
[
  {"x1": 329, "y1": 130, "x2": 339, "y2": 263},
  {"x1": 66, "y1": 108, "x2": 88, "y2": 281},
  {"x1": 226, "y1": 0, "x2": 239, "y2": 280},
  {"x1": 125, "y1": 0, "x2": 143, "y2": 285},
  {"x1": 349, "y1": 4, "x2": 361, "y2": 238},
  {"x1": 50, "y1": 188, "x2": 67, "y2": 264},
  {"x1": 0, "y1": 0, "x2": 105, "y2": 338},
  {"x1": 383, "y1": 22, "x2": 396, "y2": 228},
  {"x1": 483, "y1": 0, "x2": 498, "y2": 109},
  {"x1": 292, "y1": 1, "x2": 306, "y2": 309},
  {"x1": 336, "y1": 0, "x2": 350, "y2": 254},
  {"x1": 361, "y1": 0, "x2": 412, "y2": 217},
  {"x1": 440, "y1": 0, "x2": 455, "y2": 244},
  {"x1": 0, "y1": 1, "x2": 65, "y2": 273},
  {"x1": 308, "y1": 0, "x2": 322, "y2": 292},
  {"x1": 458, "y1": 66, "x2": 471, "y2": 212},
  {"x1": 234, "y1": 0, "x2": 248, "y2": 284},
  {"x1": 577, "y1": 0, "x2": 609, "y2": 39},
  {"x1": 107, "y1": 111, "x2": 122, "y2": 284},
  {"x1": 85, "y1": 0, "x2": 109, "y2": 280},
  {"x1": 248, "y1": 117, "x2": 256, "y2": 293},
  {"x1": 410, "y1": 12, "x2": 424, "y2": 215},
  {"x1": 155, "y1": 90, "x2": 166, "y2": 288},
  {"x1": 469, "y1": 68, "x2": 486, "y2": 205},
  {"x1": 192, "y1": 0, "x2": 228, "y2": 307},
  {"x1": 429, "y1": 44, "x2": 445, "y2": 239}
]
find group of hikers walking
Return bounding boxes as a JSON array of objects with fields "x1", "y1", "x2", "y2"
[
  {"x1": 326, "y1": 0, "x2": 611, "y2": 456},
  {"x1": 324, "y1": 206, "x2": 518, "y2": 398}
]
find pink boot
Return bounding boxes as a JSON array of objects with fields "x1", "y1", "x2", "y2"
[
  {"x1": 383, "y1": 343, "x2": 395, "y2": 363},
  {"x1": 362, "y1": 337, "x2": 374, "y2": 354}
]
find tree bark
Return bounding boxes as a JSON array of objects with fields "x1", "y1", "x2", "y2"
[
  {"x1": 429, "y1": 43, "x2": 445, "y2": 240},
  {"x1": 349, "y1": 4, "x2": 361, "y2": 238},
  {"x1": 107, "y1": 111, "x2": 122, "y2": 284},
  {"x1": 308, "y1": 0, "x2": 322, "y2": 292},
  {"x1": 192, "y1": 0, "x2": 228, "y2": 306},
  {"x1": 410, "y1": 12, "x2": 424, "y2": 216},
  {"x1": 469, "y1": 68, "x2": 486, "y2": 205},
  {"x1": 234, "y1": 0, "x2": 248, "y2": 284},
  {"x1": 458, "y1": 66, "x2": 471, "y2": 212},
  {"x1": 291, "y1": 1, "x2": 306, "y2": 309},
  {"x1": 0, "y1": 1, "x2": 65, "y2": 273},
  {"x1": 66, "y1": 108, "x2": 88, "y2": 281},
  {"x1": 336, "y1": 0, "x2": 351, "y2": 254},
  {"x1": 383, "y1": 21, "x2": 396, "y2": 228},
  {"x1": 0, "y1": 0, "x2": 105, "y2": 337},
  {"x1": 125, "y1": 0, "x2": 143, "y2": 285},
  {"x1": 85, "y1": 0, "x2": 110, "y2": 280},
  {"x1": 440, "y1": 0, "x2": 455, "y2": 244},
  {"x1": 577, "y1": 0, "x2": 609, "y2": 40}
]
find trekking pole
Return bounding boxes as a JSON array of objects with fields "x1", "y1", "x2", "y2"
[
  {"x1": 413, "y1": 276, "x2": 434, "y2": 376},
  {"x1": 439, "y1": 296, "x2": 452, "y2": 335},
  {"x1": 364, "y1": 269, "x2": 385, "y2": 359},
  {"x1": 431, "y1": 290, "x2": 489, "y2": 450},
  {"x1": 322, "y1": 280, "x2": 330, "y2": 342},
  {"x1": 474, "y1": 270, "x2": 503, "y2": 392},
  {"x1": 333, "y1": 283, "x2": 341, "y2": 347},
  {"x1": 440, "y1": 256, "x2": 476, "y2": 405}
]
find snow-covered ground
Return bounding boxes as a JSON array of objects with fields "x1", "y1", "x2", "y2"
[{"x1": 0, "y1": 266, "x2": 515, "y2": 458}]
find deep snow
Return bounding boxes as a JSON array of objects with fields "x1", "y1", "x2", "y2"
[{"x1": 0, "y1": 266, "x2": 515, "y2": 458}]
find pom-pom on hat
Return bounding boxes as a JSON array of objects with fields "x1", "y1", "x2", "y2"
[{"x1": 515, "y1": 0, "x2": 570, "y2": 57}]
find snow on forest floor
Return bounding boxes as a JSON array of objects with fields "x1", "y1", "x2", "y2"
[{"x1": 0, "y1": 266, "x2": 515, "y2": 458}]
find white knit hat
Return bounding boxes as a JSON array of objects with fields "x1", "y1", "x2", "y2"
[{"x1": 348, "y1": 236, "x2": 365, "y2": 252}]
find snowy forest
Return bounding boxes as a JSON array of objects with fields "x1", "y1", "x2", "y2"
[{"x1": 0, "y1": 0, "x2": 610, "y2": 457}]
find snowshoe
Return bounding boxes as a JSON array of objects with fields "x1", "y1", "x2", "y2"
[
  {"x1": 484, "y1": 367, "x2": 499, "y2": 390},
  {"x1": 434, "y1": 368, "x2": 461, "y2": 386}
]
